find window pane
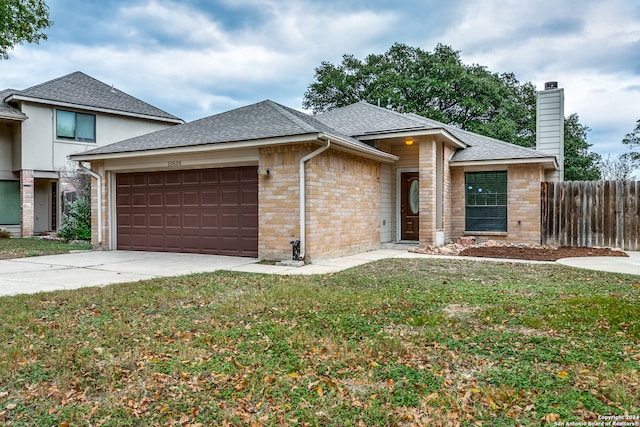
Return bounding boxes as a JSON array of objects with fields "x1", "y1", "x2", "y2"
[
  {"x1": 465, "y1": 171, "x2": 507, "y2": 231},
  {"x1": 76, "y1": 113, "x2": 95, "y2": 142},
  {"x1": 0, "y1": 181, "x2": 20, "y2": 224},
  {"x1": 56, "y1": 110, "x2": 75, "y2": 139}
]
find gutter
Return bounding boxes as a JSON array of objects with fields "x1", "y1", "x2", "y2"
[
  {"x1": 78, "y1": 163, "x2": 103, "y2": 244},
  {"x1": 298, "y1": 139, "x2": 331, "y2": 260}
]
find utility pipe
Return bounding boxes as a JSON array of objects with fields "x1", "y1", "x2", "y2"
[
  {"x1": 298, "y1": 139, "x2": 330, "y2": 260},
  {"x1": 78, "y1": 163, "x2": 103, "y2": 244}
]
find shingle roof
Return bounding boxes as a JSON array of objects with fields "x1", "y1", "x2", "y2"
[
  {"x1": 316, "y1": 102, "x2": 554, "y2": 163},
  {"x1": 10, "y1": 71, "x2": 181, "y2": 122},
  {"x1": 0, "y1": 89, "x2": 27, "y2": 121},
  {"x1": 315, "y1": 101, "x2": 434, "y2": 135},
  {"x1": 75, "y1": 100, "x2": 370, "y2": 156},
  {"x1": 405, "y1": 114, "x2": 552, "y2": 163}
]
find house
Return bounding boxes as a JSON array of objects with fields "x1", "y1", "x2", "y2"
[
  {"x1": 0, "y1": 72, "x2": 183, "y2": 236},
  {"x1": 69, "y1": 83, "x2": 564, "y2": 262}
]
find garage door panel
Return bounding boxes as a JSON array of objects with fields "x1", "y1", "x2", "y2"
[
  {"x1": 242, "y1": 213, "x2": 258, "y2": 228},
  {"x1": 221, "y1": 189, "x2": 240, "y2": 206},
  {"x1": 132, "y1": 193, "x2": 147, "y2": 207},
  {"x1": 148, "y1": 192, "x2": 164, "y2": 206},
  {"x1": 147, "y1": 234, "x2": 165, "y2": 250},
  {"x1": 165, "y1": 192, "x2": 181, "y2": 206},
  {"x1": 165, "y1": 213, "x2": 181, "y2": 228},
  {"x1": 147, "y1": 172, "x2": 164, "y2": 186},
  {"x1": 183, "y1": 213, "x2": 200, "y2": 228},
  {"x1": 181, "y1": 170, "x2": 198, "y2": 184},
  {"x1": 133, "y1": 214, "x2": 147, "y2": 227},
  {"x1": 148, "y1": 214, "x2": 163, "y2": 228},
  {"x1": 117, "y1": 193, "x2": 131, "y2": 207},
  {"x1": 163, "y1": 171, "x2": 181, "y2": 185},
  {"x1": 201, "y1": 190, "x2": 219, "y2": 206},
  {"x1": 131, "y1": 174, "x2": 148, "y2": 187},
  {"x1": 221, "y1": 213, "x2": 239, "y2": 228},
  {"x1": 242, "y1": 187, "x2": 258, "y2": 205},
  {"x1": 182, "y1": 191, "x2": 199, "y2": 206},
  {"x1": 201, "y1": 170, "x2": 219, "y2": 184},
  {"x1": 117, "y1": 167, "x2": 257, "y2": 257},
  {"x1": 220, "y1": 168, "x2": 240, "y2": 182}
]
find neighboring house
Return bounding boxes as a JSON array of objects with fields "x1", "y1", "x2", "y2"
[
  {"x1": 70, "y1": 84, "x2": 564, "y2": 262},
  {"x1": 0, "y1": 72, "x2": 183, "y2": 236}
]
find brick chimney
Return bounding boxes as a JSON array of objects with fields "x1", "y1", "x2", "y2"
[{"x1": 536, "y1": 82, "x2": 564, "y2": 181}]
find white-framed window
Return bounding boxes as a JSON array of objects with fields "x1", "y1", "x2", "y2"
[{"x1": 56, "y1": 110, "x2": 96, "y2": 142}]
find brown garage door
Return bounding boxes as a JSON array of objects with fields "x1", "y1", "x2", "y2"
[{"x1": 116, "y1": 167, "x2": 258, "y2": 257}]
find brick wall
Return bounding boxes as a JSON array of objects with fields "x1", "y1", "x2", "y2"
[
  {"x1": 19, "y1": 169, "x2": 34, "y2": 236},
  {"x1": 419, "y1": 140, "x2": 437, "y2": 246},
  {"x1": 306, "y1": 150, "x2": 380, "y2": 261},
  {"x1": 259, "y1": 143, "x2": 381, "y2": 262},
  {"x1": 89, "y1": 161, "x2": 109, "y2": 249},
  {"x1": 442, "y1": 145, "x2": 455, "y2": 242},
  {"x1": 258, "y1": 144, "x2": 305, "y2": 261},
  {"x1": 450, "y1": 164, "x2": 545, "y2": 244}
]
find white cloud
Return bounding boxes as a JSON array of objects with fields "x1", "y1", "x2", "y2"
[{"x1": 2, "y1": 0, "x2": 638, "y2": 157}]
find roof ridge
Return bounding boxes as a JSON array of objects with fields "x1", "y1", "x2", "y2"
[
  {"x1": 264, "y1": 100, "x2": 318, "y2": 134},
  {"x1": 356, "y1": 101, "x2": 428, "y2": 127},
  {"x1": 19, "y1": 71, "x2": 85, "y2": 94}
]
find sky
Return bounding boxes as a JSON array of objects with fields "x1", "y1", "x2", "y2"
[{"x1": 2, "y1": 0, "x2": 639, "y2": 158}]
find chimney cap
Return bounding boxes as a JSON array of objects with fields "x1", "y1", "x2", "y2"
[{"x1": 545, "y1": 81, "x2": 558, "y2": 90}]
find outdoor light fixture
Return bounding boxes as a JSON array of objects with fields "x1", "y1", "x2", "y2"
[{"x1": 405, "y1": 138, "x2": 414, "y2": 146}]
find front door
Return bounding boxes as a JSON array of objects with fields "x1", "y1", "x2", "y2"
[{"x1": 400, "y1": 172, "x2": 419, "y2": 240}]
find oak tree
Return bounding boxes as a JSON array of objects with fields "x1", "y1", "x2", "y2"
[{"x1": 0, "y1": 0, "x2": 52, "y2": 59}]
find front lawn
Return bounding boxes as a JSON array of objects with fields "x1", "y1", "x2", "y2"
[
  {"x1": 0, "y1": 238, "x2": 92, "y2": 260},
  {"x1": 0, "y1": 258, "x2": 638, "y2": 425}
]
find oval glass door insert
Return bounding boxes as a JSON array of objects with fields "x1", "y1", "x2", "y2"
[{"x1": 409, "y1": 179, "x2": 419, "y2": 214}]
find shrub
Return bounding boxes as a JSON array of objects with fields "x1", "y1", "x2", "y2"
[
  {"x1": 0, "y1": 229, "x2": 11, "y2": 239},
  {"x1": 58, "y1": 194, "x2": 91, "y2": 241}
]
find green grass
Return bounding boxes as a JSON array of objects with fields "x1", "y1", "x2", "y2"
[
  {"x1": 0, "y1": 258, "x2": 638, "y2": 425},
  {"x1": 0, "y1": 238, "x2": 92, "y2": 260}
]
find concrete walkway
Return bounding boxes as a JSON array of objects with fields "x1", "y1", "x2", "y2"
[
  {"x1": 556, "y1": 251, "x2": 640, "y2": 276},
  {"x1": 1, "y1": 248, "x2": 638, "y2": 297}
]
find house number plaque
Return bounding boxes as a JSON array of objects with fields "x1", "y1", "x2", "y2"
[{"x1": 168, "y1": 160, "x2": 182, "y2": 167}]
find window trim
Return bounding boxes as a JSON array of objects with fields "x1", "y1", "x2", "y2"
[
  {"x1": 464, "y1": 171, "x2": 507, "y2": 232},
  {"x1": 55, "y1": 109, "x2": 96, "y2": 143}
]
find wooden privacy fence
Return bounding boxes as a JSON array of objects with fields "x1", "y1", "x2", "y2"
[{"x1": 541, "y1": 180, "x2": 640, "y2": 250}]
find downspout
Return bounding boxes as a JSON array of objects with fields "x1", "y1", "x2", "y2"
[
  {"x1": 78, "y1": 163, "x2": 103, "y2": 244},
  {"x1": 299, "y1": 139, "x2": 331, "y2": 260}
]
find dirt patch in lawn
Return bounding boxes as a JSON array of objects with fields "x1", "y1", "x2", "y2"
[
  {"x1": 459, "y1": 245, "x2": 627, "y2": 261},
  {"x1": 410, "y1": 242, "x2": 628, "y2": 261}
]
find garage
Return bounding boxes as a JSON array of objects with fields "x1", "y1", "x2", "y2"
[{"x1": 116, "y1": 166, "x2": 258, "y2": 257}]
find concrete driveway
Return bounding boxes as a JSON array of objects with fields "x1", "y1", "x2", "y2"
[
  {"x1": 0, "y1": 248, "x2": 421, "y2": 296},
  {"x1": 0, "y1": 251, "x2": 261, "y2": 296},
  {"x1": 2, "y1": 248, "x2": 639, "y2": 297}
]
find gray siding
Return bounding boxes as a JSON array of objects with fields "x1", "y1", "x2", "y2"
[{"x1": 536, "y1": 88, "x2": 564, "y2": 181}]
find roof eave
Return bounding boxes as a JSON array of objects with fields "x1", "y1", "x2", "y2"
[
  {"x1": 7, "y1": 94, "x2": 184, "y2": 124},
  {"x1": 0, "y1": 112, "x2": 27, "y2": 122},
  {"x1": 356, "y1": 128, "x2": 466, "y2": 149},
  {"x1": 319, "y1": 133, "x2": 399, "y2": 163},
  {"x1": 70, "y1": 132, "x2": 399, "y2": 164},
  {"x1": 69, "y1": 133, "x2": 325, "y2": 162},
  {"x1": 450, "y1": 157, "x2": 558, "y2": 169}
]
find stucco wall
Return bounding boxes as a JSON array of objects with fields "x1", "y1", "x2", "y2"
[
  {"x1": 19, "y1": 103, "x2": 175, "y2": 171},
  {"x1": 450, "y1": 164, "x2": 546, "y2": 244},
  {"x1": 259, "y1": 143, "x2": 381, "y2": 262}
]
